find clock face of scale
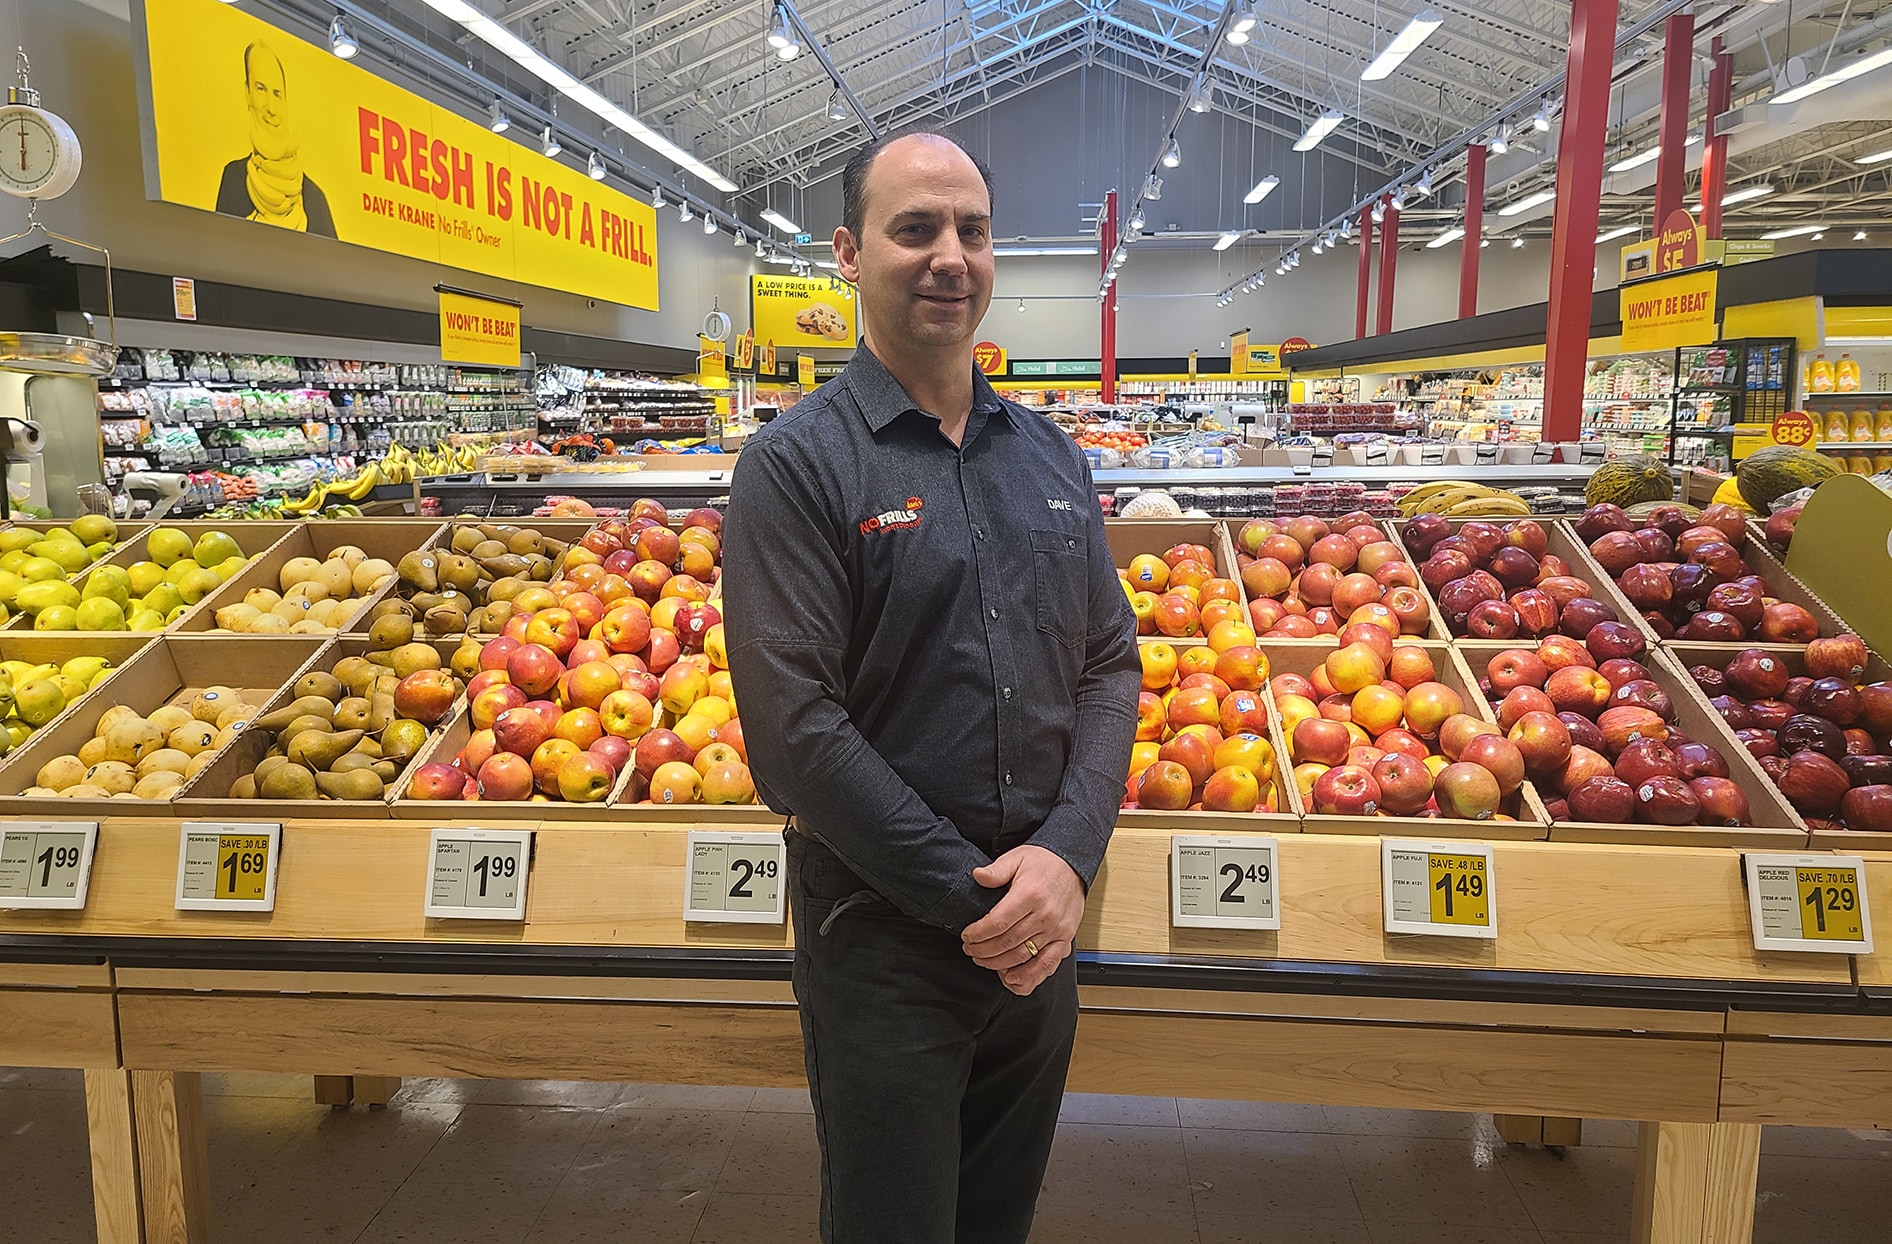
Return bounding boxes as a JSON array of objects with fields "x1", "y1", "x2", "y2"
[{"x1": 0, "y1": 107, "x2": 65, "y2": 196}]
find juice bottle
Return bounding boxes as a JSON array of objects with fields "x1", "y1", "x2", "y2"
[
  {"x1": 1852, "y1": 408, "x2": 1875, "y2": 442},
  {"x1": 1809, "y1": 353, "x2": 1835, "y2": 393},
  {"x1": 1825, "y1": 409, "x2": 1850, "y2": 442},
  {"x1": 1849, "y1": 454, "x2": 1875, "y2": 475},
  {"x1": 1876, "y1": 403, "x2": 1892, "y2": 443},
  {"x1": 1837, "y1": 353, "x2": 1861, "y2": 392},
  {"x1": 1875, "y1": 454, "x2": 1892, "y2": 474}
]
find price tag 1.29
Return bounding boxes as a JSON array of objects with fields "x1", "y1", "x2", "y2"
[
  {"x1": 424, "y1": 828, "x2": 532, "y2": 921},
  {"x1": 684, "y1": 830, "x2": 786, "y2": 924},
  {"x1": 1382, "y1": 839, "x2": 1497, "y2": 939},
  {"x1": 0, "y1": 822, "x2": 99, "y2": 910},
  {"x1": 1170, "y1": 835, "x2": 1280, "y2": 930},
  {"x1": 175, "y1": 822, "x2": 281, "y2": 912},
  {"x1": 1745, "y1": 852, "x2": 1873, "y2": 953}
]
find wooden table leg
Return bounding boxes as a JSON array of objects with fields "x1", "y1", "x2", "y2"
[
  {"x1": 1495, "y1": 1114, "x2": 1585, "y2": 1146},
  {"x1": 84, "y1": 1068, "x2": 143, "y2": 1244},
  {"x1": 1632, "y1": 1120, "x2": 1761, "y2": 1244},
  {"x1": 132, "y1": 1071, "x2": 212, "y2": 1244},
  {"x1": 312, "y1": 1076, "x2": 354, "y2": 1106}
]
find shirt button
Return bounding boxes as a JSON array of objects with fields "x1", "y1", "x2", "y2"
[
  {"x1": 989, "y1": 607, "x2": 999, "y2": 619},
  {"x1": 1005, "y1": 772, "x2": 1014, "y2": 786},
  {"x1": 1003, "y1": 687, "x2": 1013, "y2": 700},
  {"x1": 1067, "y1": 538, "x2": 1076, "y2": 549}
]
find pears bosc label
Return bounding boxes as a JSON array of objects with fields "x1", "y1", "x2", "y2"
[
  {"x1": 684, "y1": 830, "x2": 786, "y2": 924},
  {"x1": 424, "y1": 828, "x2": 532, "y2": 920},
  {"x1": 0, "y1": 822, "x2": 99, "y2": 910},
  {"x1": 1744, "y1": 853, "x2": 1872, "y2": 953},
  {"x1": 1170, "y1": 835, "x2": 1280, "y2": 930},
  {"x1": 176, "y1": 822, "x2": 281, "y2": 911},
  {"x1": 1382, "y1": 839, "x2": 1496, "y2": 939}
]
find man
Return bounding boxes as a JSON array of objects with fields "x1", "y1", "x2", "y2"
[
  {"x1": 722, "y1": 130, "x2": 1139, "y2": 1244},
  {"x1": 216, "y1": 41, "x2": 338, "y2": 238}
]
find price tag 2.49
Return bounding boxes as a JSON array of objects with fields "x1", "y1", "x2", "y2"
[
  {"x1": 1170, "y1": 835, "x2": 1280, "y2": 930},
  {"x1": 0, "y1": 822, "x2": 99, "y2": 910},
  {"x1": 424, "y1": 828, "x2": 532, "y2": 921},
  {"x1": 1383, "y1": 839, "x2": 1497, "y2": 939},
  {"x1": 1745, "y1": 852, "x2": 1873, "y2": 953},
  {"x1": 175, "y1": 822, "x2": 281, "y2": 912},
  {"x1": 684, "y1": 830, "x2": 786, "y2": 924}
]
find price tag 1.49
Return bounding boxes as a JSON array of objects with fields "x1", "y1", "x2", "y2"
[
  {"x1": 684, "y1": 830, "x2": 786, "y2": 924},
  {"x1": 1744, "y1": 852, "x2": 1873, "y2": 953},
  {"x1": 0, "y1": 822, "x2": 99, "y2": 910},
  {"x1": 425, "y1": 828, "x2": 532, "y2": 921},
  {"x1": 1382, "y1": 839, "x2": 1497, "y2": 939},
  {"x1": 1170, "y1": 835, "x2": 1280, "y2": 930},
  {"x1": 175, "y1": 822, "x2": 281, "y2": 912}
]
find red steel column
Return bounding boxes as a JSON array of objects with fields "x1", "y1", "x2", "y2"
[
  {"x1": 1375, "y1": 195, "x2": 1400, "y2": 336},
  {"x1": 1101, "y1": 190, "x2": 1117, "y2": 403},
  {"x1": 1542, "y1": 0, "x2": 1620, "y2": 443},
  {"x1": 1653, "y1": 11, "x2": 1696, "y2": 225},
  {"x1": 1460, "y1": 143, "x2": 1487, "y2": 319},
  {"x1": 1701, "y1": 38, "x2": 1734, "y2": 240},
  {"x1": 1355, "y1": 204, "x2": 1376, "y2": 340}
]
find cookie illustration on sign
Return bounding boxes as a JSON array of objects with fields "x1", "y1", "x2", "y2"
[{"x1": 795, "y1": 303, "x2": 849, "y2": 340}]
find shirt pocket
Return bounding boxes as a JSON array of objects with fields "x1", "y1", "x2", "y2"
[{"x1": 1029, "y1": 527, "x2": 1088, "y2": 648}]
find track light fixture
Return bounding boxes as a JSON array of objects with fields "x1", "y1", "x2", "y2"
[
  {"x1": 328, "y1": 14, "x2": 358, "y2": 59},
  {"x1": 1511, "y1": 236, "x2": 1525, "y2": 248},
  {"x1": 652, "y1": 186, "x2": 666, "y2": 210},
  {"x1": 1187, "y1": 78, "x2": 1213, "y2": 113},
  {"x1": 487, "y1": 101, "x2": 511, "y2": 133},
  {"x1": 1128, "y1": 208, "x2": 1145, "y2": 232},
  {"x1": 826, "y1": 88, "x2": 850, "y2": 122},
  {"x1": 1145, "y1": 174, "x2": 1163, "y2": 200},
  {"x1": 540, "y1": 126, "x2": 561, "y2": 158},
  {"x1": 1414, "y1": 168, "x2": 1433, "y2": 197},
  {"x1": 734, "y1": 228, "x2": 746, "y2": 247},
  {"x1": 679, "y1": 201, "x2": 693, "y2": 223},
  {"x1": 1371, "y1": 200, "x2": 1386, "y2": 224},
  {"x1": 1161, "y1": 137, "x2": 1182, "y2": 168},
  {"x1": 704, "y1": 214, "x2": 717, "y2": 235},
  {"x1": 757, "y1": 238, "x2": 768, "y2": 257},
  {"x1": 1391, "y1": 188, "x2": 1407, "y2": 212},
  {"x1": 1489, "y1": 126, "x2": 1509, "y2": 155},
  {"x1": 1531, "y1": 101, "x2": 1553, "y2": 132},
  {"x1": 767, "y1": 4, "x2": 801, "y2": 58},
  {"x1": 587, "y1": 151, "x2": 607, "y2": 179},
  {"x1": 1340, "y1": 218, "x2": 1353, "y2": 239},
  {"x1": 1226, "y1": 0, "x2": 1260, "y2": 44}
]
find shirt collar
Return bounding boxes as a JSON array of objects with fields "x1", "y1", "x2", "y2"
[{"x1": 843, "y1": 344, "x2": 1008, "y2": 434}]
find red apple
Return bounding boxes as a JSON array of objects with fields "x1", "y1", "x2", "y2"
[
  {"x1": 1535, "y1": 635, "x2": 1596, "y2": 672},
  {"x1": 1615, "y1": 737, "x2": 1682, "y2": 788},
  {"x1": 1438, "y1": 713, "x2": 1500, "y2": 760},
  {"x1": 1574, "y1": 504, "x2": 1633, "y2": 542},
  {"x1": 1589, "y1": 530, "x2": 1647, "y2": 575},
  {"x1": 406, "y1": 761, "x2": 468, "y2": 800},
  {"x1": 1508, "y1": 589, "x2": 1559, "y2": 638},
  {"x1": 1688, "y1": 777, "x2": 1750, "y2": 826},
  {"x1": 1310, "y1": 764, "x2": 1382, "y2": 816},
  {"x1": 1806, "y1": 634, "x2": 1871, "y2": 682},
  {"x1": 1498, "y1": 685, "x2": 1557, "y2": 730},
  {"x1": 1507, "y1": 711, "x2": 1573, "y2": 775},
  {"x1": 1137, "y1": 760, "x2": 1194, "y2": 810},
  {"x1": 1371, "y1": 753, "x2": 1433, "y2": 814},
  {"x1": 1585, "y1": 621, "x2": 1647, "y2": 663},
  {"x1": 1634, "y1": 775, "x2": 1701, "y2": 825},
  {"x1": 1557, "y1": 745, "x2": 1615, "y2": 795},
  {"x1": 1434, "y1": 761, "x2": 1502, "y2": 820},
  {"x1": 634, "y1": 728, "x2": 696, "y2": 780},
  {"x1": 1567, "y1": 774, "x2": 1636, "y2": 822},
  {"x1": 1840, "y1": 785, "x2": 1892, "y2": 832},
  {"x1": 1459, "y1": 733, "x2": 1526, "y2": 795},
  {"x1": 1778, "y1": 750, "x2": 1851, "y2": 815},
  {"x1": 1293, "y1": 717, "x2": 1353, "y2": 767},
  {"x1": 1486, "y1": 649, "x2": 1549, "y2": 693},
  {"x1": 1598, "y1": 706, "x2": 1668, "y2": 755},
  {"x1": 476, "y1": 751, "x2": 534, "y2": 801},
  {"x1": 1758, "y1": 602, "x2": 1820, "y2": 643}
]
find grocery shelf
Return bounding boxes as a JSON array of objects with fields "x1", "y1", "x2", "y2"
[
  {"x1": 1816, "y1": 442, "x2": 1892, "y2": 451},
  {"x1": 1094, "y1": 464, "x2": 1593, "y2": 486}
]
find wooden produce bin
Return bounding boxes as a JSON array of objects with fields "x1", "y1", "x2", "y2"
[
  {"x1": 1103, "y1": 519, "x2": 1241, "y2": 588},
  {"x1": 1451, "y1": 640, "x2": 1807, "y2": 849},
  {"x1": 373, "y1": 517, "x2": 598, "y2": 637},
  {"x1": 38, "y1": 520, "x2": 301, "y2": 633},
  {"x1": 1663, "y1": 642, "x2": 1889, "y2": 849},
  {"x1": 1371, "y1": 519, "x2": 1456, "y2": 642},
  {"x1": 1554, "y1": 519, "x2": 1850, "y2": 648},
  {"x1": 1382, "y1": 515, "x2": 1591, "y2": 643},
  {"x1": 0, "y1": 633, "x2": 157, "y2": 772},
  {"x1": 1265, "y1": 638, "x2": 1550, "y2": 840},
  {"x1": 174, "y1": 636, "x2": 470, "y2": 822},
  {"x1": 0, "y1": 518, "x2": 151, "y2": 578},
  {"x1": 173, "y1": 518, "x2": 445, "y2": 635},
  {"x1": 0, "y1": 636, "x2": 328, "y2": 819}
]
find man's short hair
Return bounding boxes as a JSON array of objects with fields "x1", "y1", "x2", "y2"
[
  {"x1": 840, "y1": 128, "x2": 994, "y2": 243},
  {"x1": 242, "y1": 40, "x2": 281, "y2": 87}
]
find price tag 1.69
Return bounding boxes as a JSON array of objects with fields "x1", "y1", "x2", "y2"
[
  {"x1": 1744, "y1": 852, "x2": 1873, "y2": 953},
  {"x1": 424, "y1": 828, "x2": 532, "y2": 921},
  {"x1": 175, "y1": 822, "x2": 281, "y2": 912},
  {"x1": 1170, "y1": 835, "x2": 1280, "y2": 930},
  {"x1": 684, "y1": 830, "x2": 786, "y2": 924},
  {"x1": 1382, "y1": 839, "x2": 1497, "y2": 939},
  {"x1": 0, "y1": 822, "x2": 99, "y2": 910}
]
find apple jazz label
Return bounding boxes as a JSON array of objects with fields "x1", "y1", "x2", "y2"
[{"x1": 1171, "y1": 835, "x2": 1280, "y2": 930}]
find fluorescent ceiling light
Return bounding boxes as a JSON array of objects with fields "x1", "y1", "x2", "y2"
[
  {"x1": 1608, "y1": 133, "x2": 1701, "y2": 173},
  {"x1": 1425, "y1": 226, "x2": 1465, "y2": 249},
  {"x1": 415, "y1": 0, "x2": 737, "y2": 191},
  {"x1": 1497, "y1": 188, "x2": 1556, "y2": 216},
  {"x1": 1243, "y1": 174, "x2": 1280, "y2": 204},
  {"x1": 1761, "y1": 223, "x2": 1825, "y2": 240},
  {"x1": 1361, "y1": 8, "x2": 1444, "y2": 81},
  {"x1": 1720, "y1": 184, "x2": 1776, "y2": 206},
  {"x1": 991, "y1": 245, "x2": 1098, "y2": 256},
  {"x1": 1214, "y1": 231, "x2": 1243, "y2": 251},
  {"x1": 1773, "y1": 45, "x2": 1892, "y2": 104},
  {"x1": 1294, "y1": 109, "x2": 1345, "y2": 152},
  {"x1": 760, "y1": 209, "x2": 800, "y2": 233},
  {"x1": 1857, "y1": 145, "x2": 1892, "y2": 164},
  {"x1": 815, "y1": 260, "x2": 839, "y2": 269},
  {"x1": 1597, "y1": 224, "x2": 1638, "y2": 243}
]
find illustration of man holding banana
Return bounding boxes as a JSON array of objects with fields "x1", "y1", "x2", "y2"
[{"x1": 216, "y1": 41, "x2": 338, "y2": 239}]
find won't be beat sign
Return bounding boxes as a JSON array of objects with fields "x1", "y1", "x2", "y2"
[{"x1": 136, "y1": 0, "x2": 660, "y2": 310}]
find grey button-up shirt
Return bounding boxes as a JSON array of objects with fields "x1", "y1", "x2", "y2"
[{"x1": 722, "y1": 346, "x2": 1140, "y2": 933}]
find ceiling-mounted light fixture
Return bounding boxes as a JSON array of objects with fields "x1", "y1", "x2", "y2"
[
  {"x1": 1512, "y1": 236, "x2": 1525, "y2": 248},
  {"x1": 1391, "y1": 187, "x2": 1408, "y2": 211},
  {"x1": 1413, "y1": 168, "x2": 1433, "y2": 198},
  {"x1": 767, "y1": 3, "x2": 801, "y2": 58},
  {"x1": 1017, "y1": 299, "x2": 1026, "y2": 312},
  {"x1": 1856, "y1": 145, "x2": 1892, "y2": 165},
  {"x1": 1371, "y1": 199, "x2": 1385, "y2": 223},
  {"x1": 757, "y1": 238, "x2": 768, "y2": 257},
  {"x1": 1489, "y1": 126, "x2": 1510, "y2": 155},
  {"x1": 1311, "y1": 238, "x2": 1325, "y2": 255},
  {"x1": 1360, "y1": 7, "x2": 1444, "y2": 81},
  {"x1": 587, "y1": 151, "x2": 607, "y2": 179},
  {"x1": 734, "y1": 228, "x2": 746, "y2": 247},
  {"x1": 1226, "y1": 0, "x2": 1260, "y2": 45},
  {"x1": 1294, "y1": 109, "x2": 1345, "y2": 152},
  {"x1": 679, "y1": 201, "x2": 693, "y2": 223},
  {"x1": 1811, "y1": 231, "x2": 1826, "y2": 241},
  {"x1": 1145, "y1": 174, "x2": 1163, "y2": 200},
  {"x1": 540, "y1": 126, "x2": 561, "y2": 158},
  {"x1": 1531, "y1": 100, "x2": 1553, "y2": 132},
  {"x1": 487, "y1": 100, "x2": 511, "y2": 133},
  {"x1": 1242, "y1": 174, "x2": 1280, "y2": 204},
  {"x1": 1426, "y1": 225, "x2": 1465, "y2": 249},
  {"x1": 703, "y1": 214, "x2": 717, "y2": 235},
  {"x1": 1497, "y1": 188, "x2": 1556, "y2": 216},
  {"x1": 826, "y1": 88, "x2": 850, "y2": 122},
  {"x1": 1188, "y1": 77, "x2": 1214, "y2": 112},
  {"x1": 1773, "y1": 43, "x2": 1892, "y2": 104},
  {"x1": 652, "y1": 186, "x2": 666, "y2": 210},
  {"x1": 1596, "y1": 224, "x2": 1638, "y2": 243},
  {"x1": 1716, "y1": 183, "x2": 1777, "y2": 206},
  {"x1": 328, "y1": 14, "x2": 358, "y2": 59},
  {"x1": 1112, "y1": 246, "x2": 1128, "y2": 267},
  {"x1": 1128, "y1": 207, "x2": 1145, "y2": 231},
  {"x1": 1161, "y1": 137, "x2": 1182, "y2": 168},
  {"x1": 761, "y1": 208, "x2": 800, "y2": 233},
  {"x1": 1340, "y1": 217, "x2": 1353, "y2": 239}
]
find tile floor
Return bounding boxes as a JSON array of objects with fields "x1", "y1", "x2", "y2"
[{"x1": 4, "y1": 1066, "x2": 1890, "y2": 1243}]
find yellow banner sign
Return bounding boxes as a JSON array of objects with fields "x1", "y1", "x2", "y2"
[
  {"x1": 798, "y1": 354, "x2": 817, "y2": 387},
  {"x1": 1229, "y1": 330, "x2": 1250, "y2": 376},
  {"x1": 438, "y1": 290, "x2": 521, "y2": 367},
  {"x1": 1621, "y1": 267, "x2": 1719, "y2": 353},
  {"x1": 751, "y1": 275, "x2": 857, "y2": 350},
  {"x1": 734, "y1": 329, "x2": 755, "y2": 371},
  {"x1": 136, "y1": 0, "x2": 658, "y2": 309},
  {"x1": 698, "y1": 336, "x2": 727, "y2": 386}
]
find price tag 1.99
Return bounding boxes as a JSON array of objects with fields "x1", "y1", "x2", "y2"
[
  {"x1": 175, "y1": 822, "x2": 281, "y2": 912},
  {"x1": 1745, "y1": 852, "x2": 1873, "y2": 953},
  {"x1": 1382, "y1": 839, "x2": 1497, "y2": 939},
  {"x1": 1170, "y1": 835, "x2": 1280, "y2": 930},
  {"x1": 0, "y1": 822, "x2": 99, "y2": 910},
  {"x1": 424, "y1": 828, "x2": 532, "y2": 921},
  {"x1": 684, "y1": 830, "x2": 786, "y2": 924}
]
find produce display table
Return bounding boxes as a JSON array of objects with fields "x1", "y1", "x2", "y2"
[{"x1": 5, "y1": 819, "x2": 1889, "y2": 1244}]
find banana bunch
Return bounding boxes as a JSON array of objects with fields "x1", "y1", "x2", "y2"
[
  {"x1": 1396, "y1": 481, "x2": 1532, "y2": 517},
  {"x1": 281, "y1": 481, "x2": 330, "y2": 515},
  {"x1": 318, "y1": 503, "x2": 365, "y2": 518}
]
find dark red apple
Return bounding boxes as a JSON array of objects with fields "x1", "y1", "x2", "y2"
[
  {"x1": 1574, "y1": 503, "x2": 1633, "y2": 542},
  {"x1": 1806, "y1": 678, "x2": 1864, "y2": 726},
  {"x1": 1724, "y1": 649, "x2": 1791, "y2": 700},
  {"x1": 1616, "y1": 737, "x2": 1683, "y2": 787},
  {"x1": 1635, "y1": 775, "x2": 1701, "y2": 825},
  {"x1": 1610, "y1": 679, "x2": 1675, "y2": 722},
  {"x1": 1489, "y1": 547, "x2": 1542, "y2": 589},
  {"x1": 1643, "y1": 610, "x2": 1679, "y2": 640},
  {"x1": 1759, "y1": 754, "x2": 1790, "y2": 782},
  {"x1": 1778, "y1": 750, "x2": 1851, "y2": 815},
  {"x1": 1709, "y1": 696, "x2": 1752, "y2": 730},
  {"x1": 1667, "y1": 562, "x2": 1716, "y2": 613},
  {"x1": 1586, "y1": 621, "x2": 1647, "y2": 663},
  {"x1": 1538, "y1": 576, "x2": 1595, "y2": 609},
  {"x1": 1560, "y1": 598, "x2": 1619, "y2": 640},
  {"x1": 1763, "y1": 503, "x2": 1803, "y2": 552},
  {"x1": 1589, "y1": 530, "x2": 1647, "y2": 575},
  {"x1": 1679, "y1": 611, "x2": 1747, "y2": 642},
  {"x1": 1689, "y1": 541, "x2": 1747, "y2": 584},
  {"x1": 1458, "y1": 521, "x2": 1507, "y2": 562},
  {"x1": 1779, "y1": 715, "x2": 1848, "y2": 762},
  {"x1": 1748, "y1": 699, "x2": 1795, "y2": 731},
  {"x1": 1704, "y1": 582, "x2": 1764, "y2": 630},
  {"x1": 1466, "y1": 600, "x2": 1521, "y2": 639},
  {"x1": 1689, "y1": 777, "x2": 1750, "y2": 826},
  {"x1": 1758, "y1": 602, "x2": 1820, "y2": 643},
  {"x1": 1643, "y1": 504, "x2": 1695, "y2": 539},
  {"x1": 1858, "y1": 683, "x2": 1892, "y2": 734},
  {"x1": 1689, "y1": 665, "x2": 1728, "y2": 697},
  {"x1": 1845, "y1": 728, "x2": 1877, "y2": 756},
  {"x1": 1840, "y1": 785, "x2": 1892, "y2": 831},
  {"x1": 1674, "y1": 741, "x2": 1732, "y2": 781},
  {"x1": 1504, "y1": 519, "x2": 1549, "y2": 559},
  {"x1": 1782, "y1": 677, "x2": 1814, "y2": 709},
  {"x1": 1401, "y1": 513, "x2": 1453, "y2": 556},
  {"x1": 1559, "y1": 713, "x2": 1608, "y2": 754},
  {"x1": 1841, "y1": 754, "x2": 1892, "y2": 786},
  {"x1": 1568, "y1": 774, "x2": 1637, "y2": 822},
  {"x1": 1632, "y1": 526, "x2": 1676, "y2": 564},
  {"x1": 1618, "y1": 563, "x2": 1673, "y2": 610},
  {"x1": 1598, "y1": 658, "x2": 1655, "y2": 690}
]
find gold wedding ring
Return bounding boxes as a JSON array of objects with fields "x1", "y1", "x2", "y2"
[{"x1": 1024, "y1": 939, "x2": 1040, "y2": 958}]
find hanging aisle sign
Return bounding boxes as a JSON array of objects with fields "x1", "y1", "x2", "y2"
[
  {"x1": 750, "y1": 275, "x2": 858, "y2": 349},
  {"x1": 134, "y1": 0, "x2": 659, "y2": 309},
  {"x1": 438, "y1": 287, "x2": 521, "y2": 367},
  {"x1": 1619, "y1": 210, "x2": 1719, "y2": 352},
  {"x1": 1229, "y1": 330, "x2": 1250, "y2": 376}
]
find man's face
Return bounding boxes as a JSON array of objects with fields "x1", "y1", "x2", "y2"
[
  {"x1": 835, "y1": 136, "x2": 993, "y2": 354},
  {"x1": 247, "y1": 51, "x2": 286, "y2": 128}
]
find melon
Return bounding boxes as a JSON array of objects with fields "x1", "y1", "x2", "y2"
[
  {"x1": 1735, "y1": 445, "x2": 1840, "y2": 512},
  {"x1": 1585, "y1": 455, "x2": 1675, "y2": 508}
]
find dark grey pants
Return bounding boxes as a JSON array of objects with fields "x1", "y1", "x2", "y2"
[{"x1": 787, "y1": 831, "x2": 1079, "y2": 1244}]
